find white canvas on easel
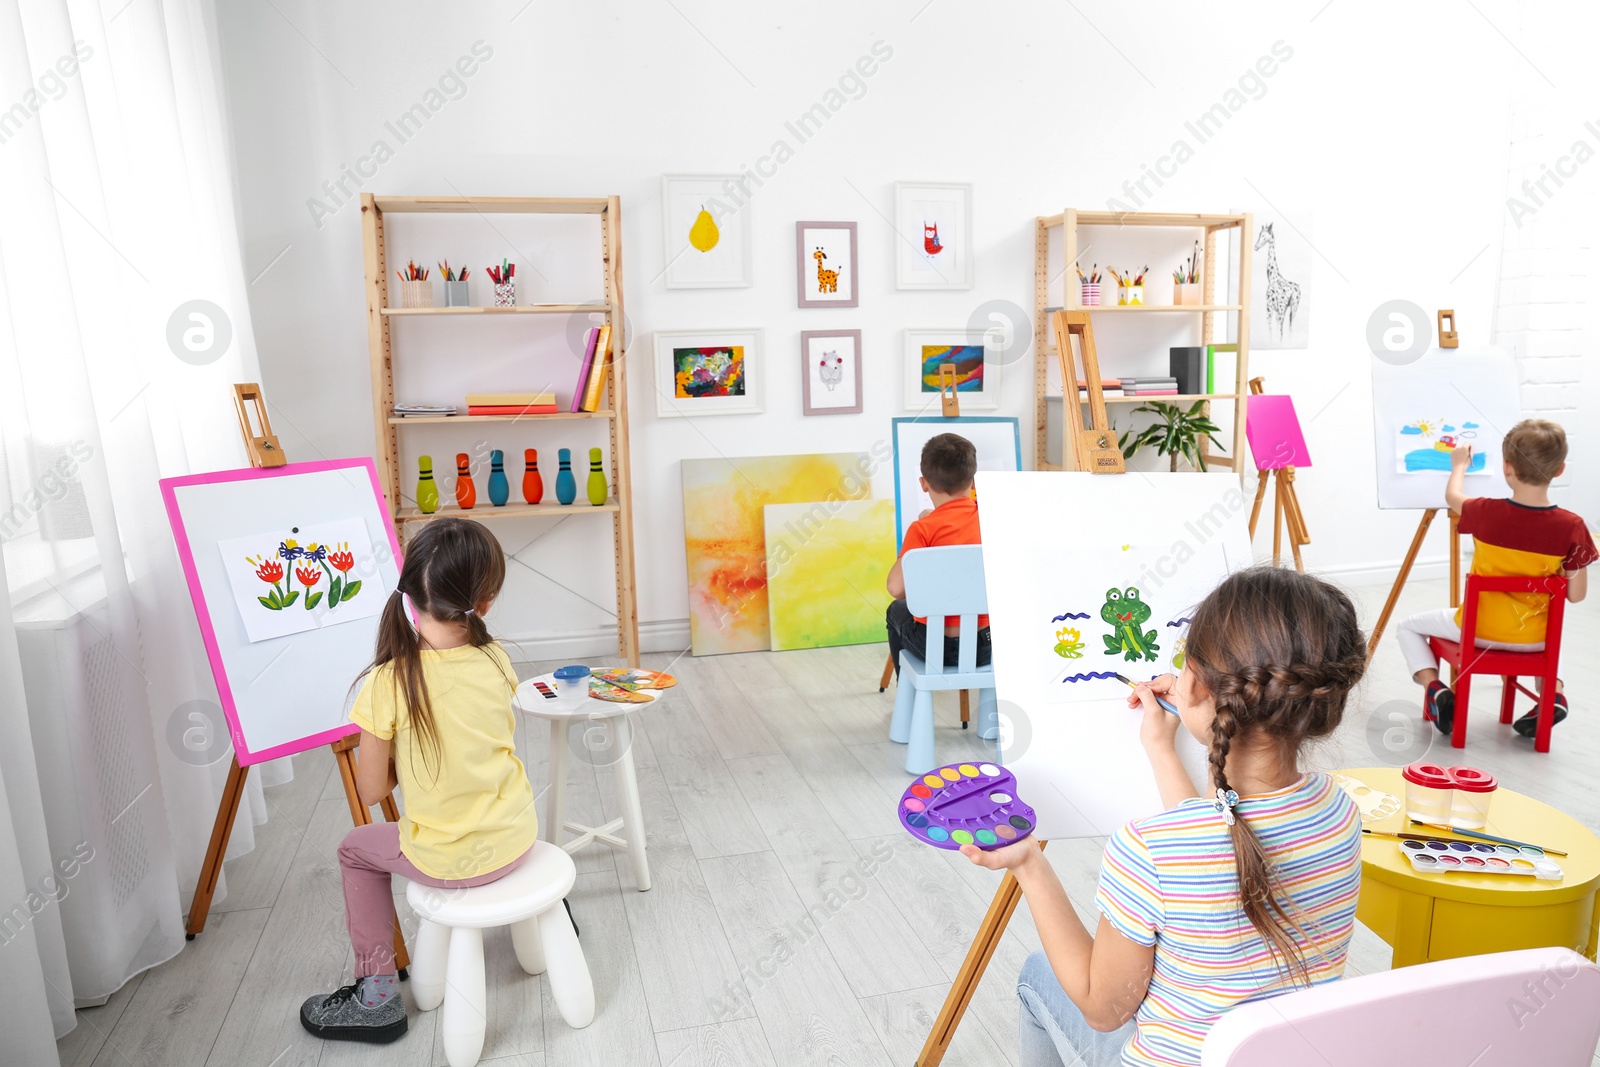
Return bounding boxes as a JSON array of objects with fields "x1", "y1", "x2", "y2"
[
  {"x1": 978, "y1": 470, "x2": 1252, "y2": 839},
  {"x1": 891, "y1": 416, "x2": 1020, "y2": 546},
  {"x1": 1370, "y1": 347, "x2": 1518, "y2": 510}
]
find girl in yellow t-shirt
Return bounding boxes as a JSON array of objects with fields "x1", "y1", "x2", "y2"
[{"x1": 300, "y1": 518, "x2": 538, "y2": 1045}]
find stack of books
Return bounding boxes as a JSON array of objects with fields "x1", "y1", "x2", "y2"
[
  {"x1": 1118, "y1": 377, "x2": 1180, "y2": 397},
  {"x1": 393, "y1": 402, "x2": 457, "y2": 418},
  {"x1": 466, "y1": 392, "x2": 557, "y2": 416},
  {"x1": 1076, "y1": 379, "x2": 1125, "y2": 399},
  {"x1": 569, "y1": 325, "x2": 614, "y2": 413}
]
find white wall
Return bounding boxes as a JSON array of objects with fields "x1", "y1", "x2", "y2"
[{"x1": 213, "y1": 0, "x2": 1589, "y2": 653}]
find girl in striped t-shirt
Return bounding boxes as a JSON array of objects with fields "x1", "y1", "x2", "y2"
[{"x1": 962, "y1": 566, "x2": 1368, "y2": 1067}]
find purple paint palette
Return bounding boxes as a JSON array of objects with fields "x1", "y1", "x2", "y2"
[{"x1": 899, "y1": 763, "x2": 1035, "y2": 850}]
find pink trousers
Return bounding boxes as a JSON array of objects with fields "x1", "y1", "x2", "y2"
[{"x1": 337, "y1": 821, "x2": 530, "y2": 977}]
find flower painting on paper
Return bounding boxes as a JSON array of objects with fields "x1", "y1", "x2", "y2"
[
  {"x1": 218, "y1": 519, "x2": 383, "y2": 643},
  {"x1": 674, "y1": 345, "x2": 746, "y2": 399}
]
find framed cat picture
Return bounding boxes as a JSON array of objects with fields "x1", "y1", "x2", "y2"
[
  {"x1": 800, "y1": 329, "x2": 862, "y2": 415},
  {"x1": 895, "y1": 182, "x2": 972, "y2": 290},
  {"x1": 795, "y1": 222, "x2": 858, "y2": 308}
]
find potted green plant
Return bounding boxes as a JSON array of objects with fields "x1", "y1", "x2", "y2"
[{"x1": 1118, "y1": 399, "x2": 1225, "y2": 472}]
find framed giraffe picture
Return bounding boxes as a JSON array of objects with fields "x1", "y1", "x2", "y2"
[
  {"x1": 795, "y1": 222, "x2": 858, "y2": 308},
  {"x1": 1239, "y1": 209, "x2": 1311, "y2": 350}
]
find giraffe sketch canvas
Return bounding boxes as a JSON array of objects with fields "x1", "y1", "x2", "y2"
[
  {"x1": 1248, "y1": 212, "x2": 1311, "y2": 350},
  {"x1": 795, "y1": 221, "x2": 858, "y2": 308}
]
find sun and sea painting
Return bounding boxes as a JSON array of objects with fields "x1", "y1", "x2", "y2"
[
  {"x1": 681, "y1": 453, "x2": 872, "y2": 655},
  {"x1": 674, "y1": 345, "x2": 746, "y2": 399},
  {"x1": 1395, "y1": 416, "x2": 1486, "y2": 474}
]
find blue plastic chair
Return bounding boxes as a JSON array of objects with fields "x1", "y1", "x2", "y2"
[{"x1": 887, "y1": 545, "x2": 999, "y2": 773}]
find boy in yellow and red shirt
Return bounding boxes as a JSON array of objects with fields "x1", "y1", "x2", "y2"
[
  {"x1": 885, "y1": 433, "x2": 990, "y2": 676},
  {"x1": 1397, "y1": 419, "x2": 1595, "y2": 737}
]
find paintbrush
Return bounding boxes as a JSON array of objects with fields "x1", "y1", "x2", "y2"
[{"x1": 1113, "y1": 673, "x2": 1178, "y2": 716}]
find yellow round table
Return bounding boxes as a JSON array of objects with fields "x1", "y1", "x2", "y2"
[{"x1": 1338, "y1": 767, "x2": 1600, "y2": 968}]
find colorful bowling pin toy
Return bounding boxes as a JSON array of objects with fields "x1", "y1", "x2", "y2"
[
  {"x1": 523, "y1": 448, "x2": 543, "y2": 504},
  {"x1": 488, "y1": 449, "x2": 509, "y2": 506},
  {"x1": 587, "y1": 447, "x2": 608, "y2": 506},
  {"x1": 455, "y1": 452, "x2": 476, "y2": 510},
  {"x1": 416, "y1": 455, "x2": 439, "y2": 514},
  {"x1": 555, "y1": 448, "x2": 577, "y2": 505}
]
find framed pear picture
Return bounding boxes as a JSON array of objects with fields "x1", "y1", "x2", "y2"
[
  {"x1": 662, "y1": 175, "x2": 753, "y2": 289},
  {"x1": 795, "y1": 222, "x2": 858, "y2": 308}
]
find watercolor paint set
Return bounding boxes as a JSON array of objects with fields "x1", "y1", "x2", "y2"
[
  {"x1": 899, "y1": 763, "x2": 1036, "y2": 850},
  {"x1": 1397, "y1": 839, "x2": 1563, "y2": 880}
]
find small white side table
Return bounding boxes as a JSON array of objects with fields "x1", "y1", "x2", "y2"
[{"x1": 514, "y1": 674, "x2": 655, "y2": 892}]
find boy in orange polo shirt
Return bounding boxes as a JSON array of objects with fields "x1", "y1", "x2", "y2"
[
  {"x1": 1397, "y1": 419, "x2": 1594, "y2": 737},
  {"x1": 885, "y1": 433, "x2": 990, "y2": 676}
]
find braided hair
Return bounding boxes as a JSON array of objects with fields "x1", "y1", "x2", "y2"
[
  {"x1": 1183, "y1": 565, "x2": 1368, "y2": 988},
  {"x1": 359, "y1": 517, "x2": 508, "y2": 782}
]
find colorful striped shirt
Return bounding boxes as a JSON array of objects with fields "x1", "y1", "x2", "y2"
[{"x1": 1095, "y1": 773, "x2": 1361, "y2": 1066}]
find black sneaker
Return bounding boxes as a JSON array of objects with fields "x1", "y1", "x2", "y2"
[
  {"x1": 299, "y1": 981, "x2": 407, "y2": 1044},
  {"x1": 1425, "y1": 681, "x2": 1455, "y2": 736},
  {"x1": 1513, "y1": 693, "x2": 1568, "y2": 738}
]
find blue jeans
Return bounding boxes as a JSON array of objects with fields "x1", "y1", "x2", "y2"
[{"x1": 1018, "y1": 950, "x2": 1137, "y2": 1067}]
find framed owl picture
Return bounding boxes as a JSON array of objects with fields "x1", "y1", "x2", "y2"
[
  {"x1": 895, "y1": 182, "x2": 972, "y2": 290},
  {"x1": 800, "y1": 329, "x2": 862, "y2": 415}
]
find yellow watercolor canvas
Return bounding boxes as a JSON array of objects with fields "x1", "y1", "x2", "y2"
[
  {"x1": 763, "y1": 499, "x2": 895, "y2": 651},
  {"x1": 682, "y1": 453, "x2": 872, "y2": 655}
]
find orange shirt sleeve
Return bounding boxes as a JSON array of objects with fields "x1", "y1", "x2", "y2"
[{"x1": 900, "y1": 517, "x2": 933, "y2": 557}]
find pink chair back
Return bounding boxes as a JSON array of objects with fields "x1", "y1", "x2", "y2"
[{"x1": 1201, "y1": 948, "x2": 1600, "y2": 1066}]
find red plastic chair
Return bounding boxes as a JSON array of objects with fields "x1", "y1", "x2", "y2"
[{"x1": 1427, "y1": 574, "x2": 1567, "y2": 752}]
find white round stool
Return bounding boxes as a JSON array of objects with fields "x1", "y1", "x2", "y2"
[
  {"x1": 515, "y1": 674, "x2": 657, "y2": 892},
  {"x1": 406, "y1": 840, "x2": 593, "y2": 1067}
]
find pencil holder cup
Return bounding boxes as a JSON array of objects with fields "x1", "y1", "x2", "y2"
[
  {"x1": 1446, "y1": 766, "x2": 1497, "y2": 830},
  {"x1": 1080, "y1": 282, "x2": 1101, "y2": 306},
  {"x1": 493, "y1": 280, "x2": 516, "y2": 307},
  {"x1": 1401, "y1": 762, "x2": 1454, "y2": 825},
  {"x1": 444, "y1": 280, "x2": 470, "y2": 307},
  {"x1": 399, "y1": 280, "x2": 433, "y2": 309},
  {"x1": 1117, "y1": 284, "x2": 1144, "y2": 306},
  {"x1": 1174, "y1": 282, "x2": 1201, "y2": 306}
]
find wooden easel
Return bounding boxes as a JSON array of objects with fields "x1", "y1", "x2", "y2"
[
  {"x1": 186, "y1": 385, "x2": 410, "y2": 976},
  {"x1": 915, "y1": 310, "x2": 1121, "y2": 1066},
  {"x1": 1244, "y1": 378, "x2": 1311, "y2": 571},
  {"x1": 1366, "y1": 509, "x2": 1462, "y2": 658}
]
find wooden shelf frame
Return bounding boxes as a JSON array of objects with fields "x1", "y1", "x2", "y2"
[
  {"x1": 360, "y1": 192, "x2": 640, "y2": 665},
  {"x1": 1034, "y1": 209, "x2": 1252, "y2": 479}
]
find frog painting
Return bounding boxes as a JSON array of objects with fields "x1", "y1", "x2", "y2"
[{"x1": 1100, "y1": 587, "x2": 1160, "y2": 662}]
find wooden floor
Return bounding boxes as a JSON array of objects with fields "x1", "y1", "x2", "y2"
[{"x1": 57, "y1": 576, "x2": 1600, "y2": 1066}]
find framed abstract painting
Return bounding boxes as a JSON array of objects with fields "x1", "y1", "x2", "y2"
[
  {"x1": 800, "y1": 329, "x2": 862, "y2": 415},
  {"x1": 795, "y1": 221, "x2": 858, "y2": 308},
  {"x1": 895, "y1": 181, "x2": 972, "y2": 290},
  {"x1": 654, "y1": 329, "x2": 764, "y2": 417},
  {"x1": 903, "y1": 328, "x2": 998, "y2": 411}
]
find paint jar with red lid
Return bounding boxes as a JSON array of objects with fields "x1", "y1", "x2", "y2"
[
  {"x1": 1401, "y1": 762, "x2": 1455, "y2": 825},
  {"x1": 1446, "y1": 766, "x2": 1498, "y2": 830}
]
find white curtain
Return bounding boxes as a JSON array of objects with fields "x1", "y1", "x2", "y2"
[{"x1": 0, "y1": 0, "x2": 286, "y2": 1056}]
